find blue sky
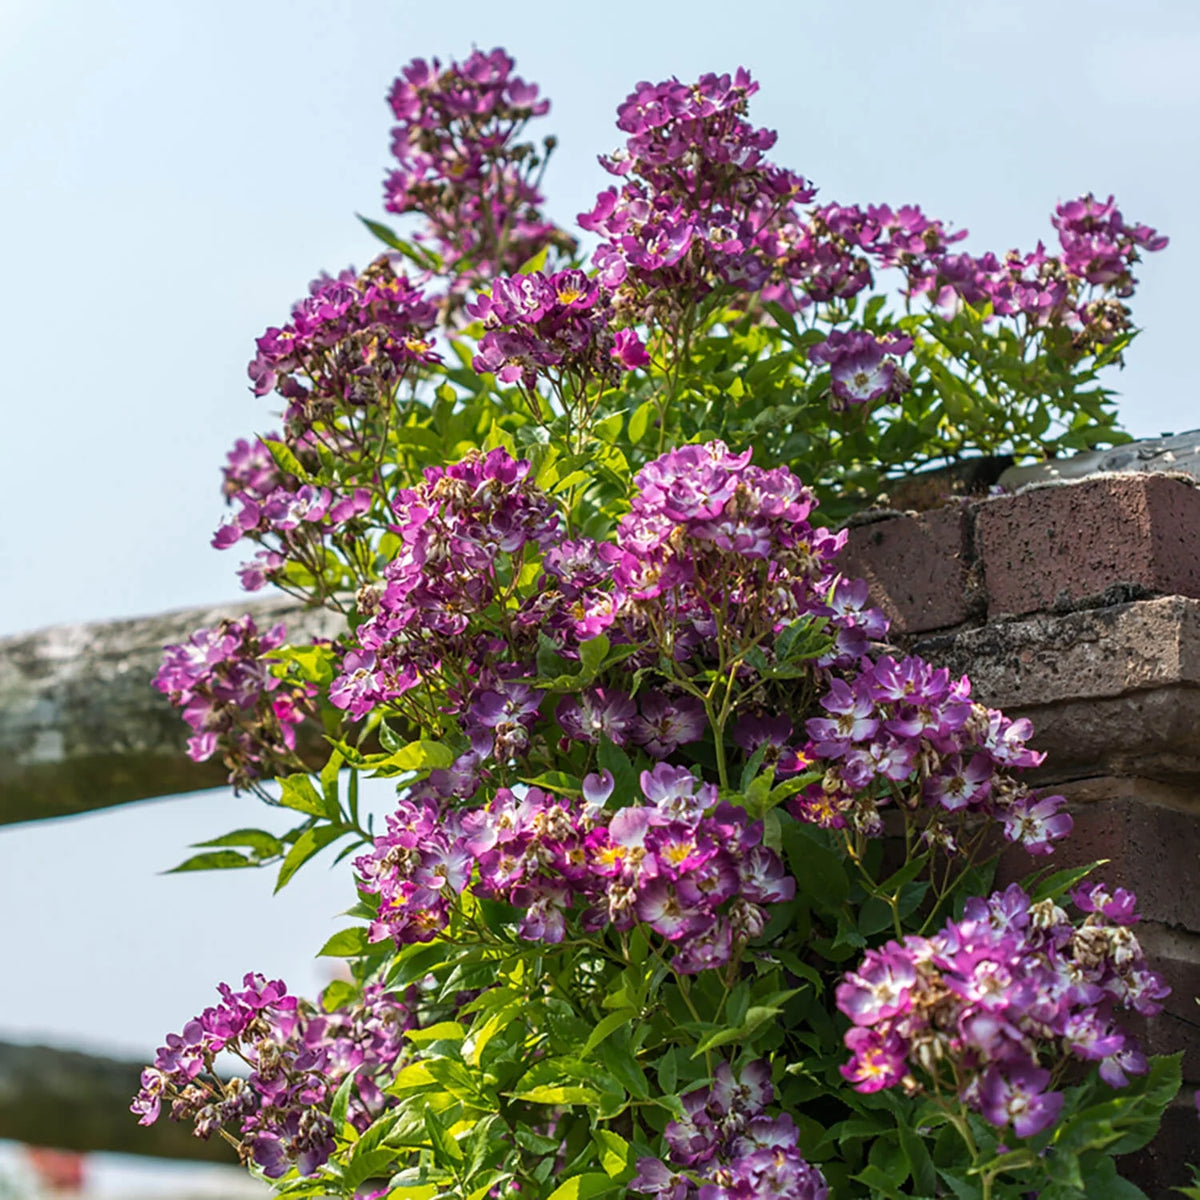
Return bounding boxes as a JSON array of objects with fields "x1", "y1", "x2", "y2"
[{"x1": 1, "y1": 0, "x2": 1197, "y2": 1059}]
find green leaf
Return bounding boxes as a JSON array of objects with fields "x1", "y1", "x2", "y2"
[
  {"x1": 357, "y1": 214, "x2": 440, "y2": 269},
  {"x1": 320, "y1": 979, "x2": 357, "y2": 1012},
  {"x1": 377, "y1": 739, "x2": 456, "y2": 772},
  {"x1": 191, "y1": 828, "x2": 283, "y2": 858},
  {"x1": 386, "y1": 940, "x2": 453, "y2": 987},
  {"x1": 739, "y1": 742, "x2": 770, "y2": 793},
  {"x1": 1070, "y1": 1153, "x2": 1150, "y2": 1199},
  {"x1": 512, "y1": 1085, "x2": 600, "y2": 1106},
  {"x1": 628, "y1": 400, "x2": 656, "y2": 445},
  {"x1": 744, "y1": 767, "x2": 775, "y2": 818},
  {"x1": 385, "y1": 1060, "x2": 438, "y2": 1094},
  {"x1": 937, "y1": 1169, "x2": 982, "y2": 1200},
  {"x1": 274, "y1": 824, "x2": 347, "y2": 892},
  {"x1": 278, "y1": 773, "x2": 335, "y2": 818},
  {"x1": 592, "y1": 1129, "x2": 632, "y2": 1179},
  {"x1": 781, "y1": 818, "x2": 850, "y2": 908},
  {"x1": 598, "y1": 736, "x2": 639, "y2": 805},
  {"x1": 320, "y1": 748, "x2": 344, "y2": 812},
  {"x1": 545, "y1": 1173, "x2": 616, "y2": 1200},
  {"x1": 516, "y1": 244, "x2": 550, "y2": 276},
  {"x1": 851, "y1": 1164, "x2": 906, "y2": 1199},
  {"x1": 268, "y1": 643, "x2": 335, "y2": 686},
  {"x1": 582, "y1": 1008, "x2": 637, "y2": 1057},
  {"x1": 406, "y1": 1021, "x2": 466, "y2": 1046},
  {"x1": 465, "y1": 1000, "x2": 523, "y2": 1067},
  {"x1": 329, "y1": 1065, "x2": 359, "y2": 1130},
  {"x1": 317, "y1": 926, "x2": 375, "y2": 958},
  {"x1": 691, "y1": 998, "x2": 794, "y2": 1057},
  {"x1": 166, "y1": 850, "x2": 254, "y2": 873},
  {"x1": 423, "y1": 1106, "x2": 463, "y2": 1163},
  {"x1": 579, "y1": 634, "x2": 611, "y2": 678},
  {"x1": 342, "y1": 1147, "x2": 403, "y2": 1195},
  {"x1": 1028, "y1": 859, "x2": 1107, "y2": 903},
  {"x1": 520, "y1": 770, "x2": 582, "y2": 796},
  {"x1": 592, "y1": 412, "x2": 623, "y2": 442},
  {"x1": 599, "y1": 1037, "x2": 649, "y2": 1100},
  {"x1": 378, "y1": 719, "x2": 406, "y2": 753},
  {"x1": 262, "y1": 438, "x2": 311, "y2": 483},
  {"x1": 897, "y1": 1111, "x2": 938, "y2": 1195},
  {"x1": 552, "y1": 469, "x2": 592, "y2": 495}
]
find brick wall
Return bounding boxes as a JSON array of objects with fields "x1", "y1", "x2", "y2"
[{"x1": 846, "y1": 472, "x2": 1200, "y2": 1195}]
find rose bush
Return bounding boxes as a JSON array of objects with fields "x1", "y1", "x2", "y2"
[{"x1": 136, "y1": 48, "x2": 1178, "y2": 1199}]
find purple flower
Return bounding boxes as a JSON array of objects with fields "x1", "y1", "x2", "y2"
[
  {"x1": 631, "y1": 1158, "x2": 691, "y2": 1200},
  {"x1": 1002, "y1": 792, "x2": 1073, "y2": 855},
  {"x1": 978, "y1": 1065, "x2": 1063, "y2": 1138},
  {"x1": 556, "y1": 687, "x2": 638, "y2": 746},
  {"x1": 640, "y1": 763, "x2": 717, "y2": 822},
  {"x1": 469, "y1": 270, "x2": 638, "y2": 390},
  {"x1": 132, "y1": 978, "x2": 413, "y2": 1176},
  {"x1": 808, "y1": 329, "x2": 912, "y2": 409},
  {"x1": 248, "y1": 258, "x2": 439, "y2": 409},
  {"x1": 840, "y1": 1026, "x2": 907, "y2": 1092},
  {"x1": 632, "y1": 692, "x2": 707, "y2": 758},
  {"x1": 838, "y1": 882, "x2": 1164, "y2": 1138},
  {"x1": 806, "y1": 678, "x2": 879, "y2": 754},
  {"x1": 1072, "y1": 882, "x2": 1140, "y2": 925},
  {"x1": 836, "y1": 943, "x2": 917, "y2": 1025},
  {"x1": 153, "y1": 618, "x2": 315, "y2": 789}
]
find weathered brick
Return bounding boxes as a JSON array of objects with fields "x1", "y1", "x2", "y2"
[
  {"x1": 911, "y1": 597, "x2": 1200, "y2": 711},
  {"x1": 909, "y1": 599, "x2": 1200, "y2": 779},
  {"x1": 1012, "y1": 687, "x2": 1200, "y2": 781},
  {"x1": 841, "y1": 506, "x2": 975, "y2": 634},
  {"x1": 976, "y1": 474, "x2": 1200, "y2": 618}
]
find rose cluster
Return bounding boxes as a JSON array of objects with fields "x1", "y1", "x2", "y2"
[
  {"x1": 468, "y1": 268, "x2": 649, "y2": 393},
  {"x1": 153, "y1": 617, "x2": 315, "y2": 789},
  {"x1": 1051, "y1": 193, "x2": 1168, "y2": 296},
  {"x1": 247, "y1": 257, "x2": 439, "y2": 421},
  {"x1": 132, "y1": 974, "x2": 413, "y2": 1178},
  {"x1": 328, "y1": 447, "x2": 559, "y2": 721},
  {"x1": 213, "y1": 430, "x2": 373, "y2": 593},
  {"x1": 356, "y1": 764, "x2": 794, "y2": 974},
  {"x1": 580, "y1": 70, "x2": 817, "y2": 315},
  {"x1": 579, "y1": 67, "x2": 1167, "y2": 367},
  {"x1": 604, "y1": 441, "x2": 852, "y2": 648},
  {"x1": 907, "y1": 194, "x2": 1167, "y2": 354},
  {"x1": 383, "y1": 48, "x2": 575, "y2": 291},
  {"x1": 519, "y1": 441, "x2": 871, "y2": 676},
  {"x1": 792, "y1": 653, "x2": 1073, "y2": 854},
  {"x1": 838, "y1": 883, "x2": 1169, "y2": 1137},
  {"x1": 632, "y1": 1061, "x2": 828, "y2": 1200},
  {"x1": 327, "y1": 441, "x2": 894, "y2": 796}
]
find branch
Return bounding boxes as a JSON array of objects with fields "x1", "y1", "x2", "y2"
[
  {"x1": 0, "y1": 598, "x2": 343, "y2": 826},
  {"x1": 0, "y1": 1040, "x2": 235, "y2": 1162}
]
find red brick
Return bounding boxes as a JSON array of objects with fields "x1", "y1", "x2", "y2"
[
  {"x1": 841, "y1": 506, "x2": 976, "y2": 634},
  {"x1": 976, "y1": 474, "x2": 1200, "y2": 618}
]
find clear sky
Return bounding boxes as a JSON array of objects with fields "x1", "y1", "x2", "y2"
[{"x1": 1, "y1": 0, "x2": 1197, "y2": 1060}]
